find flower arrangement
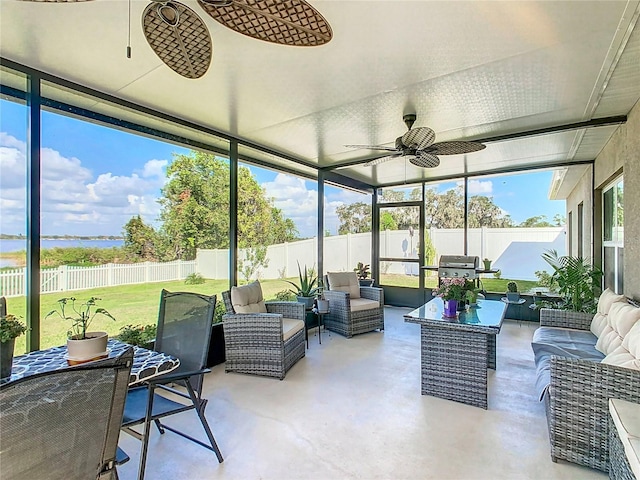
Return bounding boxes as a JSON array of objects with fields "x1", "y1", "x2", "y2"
[{"x1": 432, "y1": 278, "x2": 475, "y2": 301}]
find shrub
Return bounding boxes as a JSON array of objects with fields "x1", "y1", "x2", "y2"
[
  {"x1": 185, "y1": 273, "x2": 205, "y2": 285},
  {"x1": 117, "y1": 324, "x2": 157, "y2": 346},
  {"x1": 213, "y1": 301, "x2": 226, "y2": 324},
  {"x1": 274, "y1": 290, "x2": 296, "y2": 301}
]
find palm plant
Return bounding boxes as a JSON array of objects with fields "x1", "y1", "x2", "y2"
[{"x1": 541, "y1": 249, "x2": 603, "y2": 313}]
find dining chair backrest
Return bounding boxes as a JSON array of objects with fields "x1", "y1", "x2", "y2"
[
  {"x1": 155, "y1": 290, "x2": 216, "y2": 380},
  {"x1": 0, "y1": 348, "x2": 134, "y2": 480}
]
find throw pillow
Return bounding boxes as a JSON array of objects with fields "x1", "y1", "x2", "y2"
[
  {"x1": 598, "y1": 288, "x2": 627, "y2": 315},
  {"x1": 231, "y1": 280, "x2": 268, "y2": 314},
  {"x1": 595, "y1": 301, "x2": 640, "y2": 355}
]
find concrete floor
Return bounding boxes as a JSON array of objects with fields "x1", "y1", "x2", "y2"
[{"x1": 118, "y1": 307, "x2": 606, "y2": 480}]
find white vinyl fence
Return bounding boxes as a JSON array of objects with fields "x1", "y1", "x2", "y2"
[{"x1": 0, "y1": 260, "x2": 196, "y2": 298}]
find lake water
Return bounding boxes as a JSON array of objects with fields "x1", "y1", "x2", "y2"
[{"x1": 0, "y1": 239, "x2": 124, "y2": 268}]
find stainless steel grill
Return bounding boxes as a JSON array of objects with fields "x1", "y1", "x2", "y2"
[{"x1": 438, "y1": 255, "x2": 479, "y2": 280}]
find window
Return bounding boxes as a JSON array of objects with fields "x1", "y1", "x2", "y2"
[
  {"x1": 0, "y1": 72, "x2": 28, "y2": 353},
  {"x1": 603, "y1": 177, "x2": 623, "y2": 293}
]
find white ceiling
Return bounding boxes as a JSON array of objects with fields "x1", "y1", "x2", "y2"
[{"x1": 1, "y1": 0, "x2": 639, "y2": 189}]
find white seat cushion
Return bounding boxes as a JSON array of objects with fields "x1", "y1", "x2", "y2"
[
  {"x1": 349, "y1": 298, "x2": 379, "y2": 312},
  {"x1": 327, "y1": 271, "x2": 360, "y2": 299},
  {"x1": 282, "y1": 318, "x2": 304, "y2": 341},
  {"x1": 230, "y1": 280, "x2": 267, "y2": 314},
  {"x1": 595, "y1": 301, "x2": 640, "y2": 355},
  {"x1": 609, "y1": 398, "x2": 640, "y2": 479}
]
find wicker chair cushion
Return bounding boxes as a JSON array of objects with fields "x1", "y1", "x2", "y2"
[
  {"x1": 349, "y1": 298, "x2": 380, "y2": 313},
  {"x1": 609, "y1": 398, "x2": 640, "y2": 479},
  {"x1": 231, "y1": 281, "x2": 267, "y2": 314},
  {"x1": 282, "y1": 318, "x2": 305, "y2": 341},
  {"x1": 596, "y1": 302, "x2": 640, "y2": 355},
  {"x1": 327, "y1": 272, "x2": 360, "y2": 299}
]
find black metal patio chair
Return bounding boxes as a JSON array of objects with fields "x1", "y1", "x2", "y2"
[
  {"x1": 121, "y1": 289, "x2": 223, "y2": 480},
  {"x1": 0, "y1": 348, "x2": 134, "y2": 480}
]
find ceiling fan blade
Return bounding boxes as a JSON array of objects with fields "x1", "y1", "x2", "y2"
[
  {"x1": 409, "y1": 153, "x2": 440, "y2": 168},
  {"x1": 401, "y1": 127, "x2": 435, "y2": 150},
  {"x1": 345, "y1": 144, "x2": 398, "y2": 152},
  {"x1": 428, "y1": 141, "x2": 486, "y2": 155},
  {"x1": 365, "y1": 154, "x2": 401, "y2": 167},
  {"x1": 143, "y1": 1, "x2": 212, "y2": 79},
  {"x1": 198, "y1": 0, "x2": 332, "y2": 46}
]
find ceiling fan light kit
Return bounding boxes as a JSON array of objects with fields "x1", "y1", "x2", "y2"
[{"x1": 347, "y1": 113, "x2": 486, "y2": 169}]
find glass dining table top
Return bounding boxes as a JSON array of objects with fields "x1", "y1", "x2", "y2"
[
  {"x1": 404, "y1": 298, "x2": 506, "y2": 330},
  {"x1": 4, "y1": 339, "x2": 180, "y2": 386}
]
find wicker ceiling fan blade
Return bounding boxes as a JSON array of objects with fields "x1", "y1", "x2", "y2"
[
  {"x1": 345, "y1": 144, "x2": 399, "y2": 152},
  {"x1": 409, "y1": 153, "x2": 440, "y2": 168},
  {"x1": 429, "y1": 141, "x2": 486, "y2": 155},
  {"x1": 198, "y1": 0, "x2": 332, "y2": 46},
  {"x1": 401, "y1": 127, "x2": 436, "y2": 150},
  {"x1": 365, "y1": 154, "x2": 401, "y2": 167},
  {"x1": 143, "y1": 1, "x2": 212, "y2": 79}
]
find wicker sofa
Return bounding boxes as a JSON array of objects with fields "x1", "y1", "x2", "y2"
[
  {"x1": 322, "y1": 272, "x2": 384, "y2": 338},
  {"x1": 221, "y1": 281, "x2": 306, "y2": 380},
  {"x1": 531, "y1": 289, "x2": 640, "y2": 472}
]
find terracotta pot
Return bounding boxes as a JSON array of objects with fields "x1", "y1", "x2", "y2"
[{"x1": 66, "y1": 331, "x2": 108, "y2": 365}]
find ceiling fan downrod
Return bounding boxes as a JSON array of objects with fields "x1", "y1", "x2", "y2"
[{"x1": 403, "y1": 114, "x2": 416, "y2": 131}]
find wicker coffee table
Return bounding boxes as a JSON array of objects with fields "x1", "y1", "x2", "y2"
[{"x1": 404, "y1": 298, "x2": 507, "y2": 409}]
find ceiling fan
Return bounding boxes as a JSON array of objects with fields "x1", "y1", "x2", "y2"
[
  {"x1": 18, "y1": 0, "x2": 332, "y2": 79},
  {"x1": 346, "y1": 114, "x2": 486, "y2": 168}
]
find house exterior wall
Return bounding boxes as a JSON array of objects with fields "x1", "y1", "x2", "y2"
[
  {"x1": 591, "y1": 100, "x2": 639, "y2": 300},
  {"x1": 566, "y1": 166, "x2": 593, "y2": 259}
]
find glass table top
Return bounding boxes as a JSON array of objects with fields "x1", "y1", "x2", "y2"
[{"x1": 404, "y1": 298, "x2": 506, "y2": 329}]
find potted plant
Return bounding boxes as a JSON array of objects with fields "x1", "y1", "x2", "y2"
[
  {"x1": 432, "y1": 278, "x2": 468, "y2": 317},
  {"x1": 483, "y1": 258, "x2": 492, "y2": 271},
  {"x1": 46, "y1": 297, "x2": 115, "y2": 364},
  {"x1": 540, "y1": 249, "x2": 603, "y2": 313},
  {"x1": 0, "y1": 313, "x2": 27, "y2": 379},
  {"x1": 206, "y1": 301, "x2": 226, "y2": 368},
  {"x1": 506, "y1": 281, "x2": 520, "y2": 302},
  {"x1": 353, "y1": 262, "x2": 373, "y2": 286},
  {"x1": 285, "y1": 262, "x2": 319, "y2": 309}
]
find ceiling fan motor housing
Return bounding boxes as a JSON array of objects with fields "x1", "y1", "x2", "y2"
[{"x1": 403, "y1": 114, "x2": 417, "y2": 130}]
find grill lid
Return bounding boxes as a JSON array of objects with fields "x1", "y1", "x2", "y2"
[{"x1": 438, "y1": 255, "x2": 479, "y2": 269}]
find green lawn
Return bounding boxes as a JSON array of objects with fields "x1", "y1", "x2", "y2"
[
  {"x1": 6, "y1": 274, "x2": 544, "y2": 355},
  {"x1": 6, "y1": 278, "x2": 295, "y2": 354}
]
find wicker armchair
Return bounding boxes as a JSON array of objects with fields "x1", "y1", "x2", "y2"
[
  {"x1": 540, "y1": 308, "x2": 640, "y2": 472},
  {"x1": 322, "y1": 273, "x2": 384, "y2": 338},
  {"x1": 221, "y1": 283, "x2": 305, "y2": 380}
]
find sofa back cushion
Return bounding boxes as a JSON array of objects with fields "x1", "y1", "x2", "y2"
[
  {"x1": 595, "y1": 301, "x2": 640, "y2": 355},
  {"x1": 591, "y1": 288, "x2": 626, "y2": 337},
  {"x1": 602, "y1": 320, "x2": 640, "y2": 370},
  {"x1": 327, "y1": 272, "x2": 360, "y2": 299},
  {"x1": 230, "y1": 280, "x2": 268, "y2": 314}
]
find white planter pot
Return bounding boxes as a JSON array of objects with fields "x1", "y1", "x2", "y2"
[
  {"x1": 316, "y1": 299, "x2": 330, "y2": 313},
  {"x1": 66, "y1": 331, "x2": 109, "y2": 364}
]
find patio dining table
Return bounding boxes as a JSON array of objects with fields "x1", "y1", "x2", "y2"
[{"x1": 3, "y1": 338, "x2": 180, "y2": 386}]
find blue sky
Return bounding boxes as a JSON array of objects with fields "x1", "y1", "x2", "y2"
[{"x1": 0, "y1": 99, "x2": 564, "y2": 238}]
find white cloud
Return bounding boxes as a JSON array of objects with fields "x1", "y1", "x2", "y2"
[
  {"x1": 262, "y1": 173, "x2": 318, "y2": 237},
  {"x1": 468, "y1": 179, "x2": 493, "y2": 194},
  {"x1": 0, "y1": 132, "x2": 167, "y2": 236}
]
